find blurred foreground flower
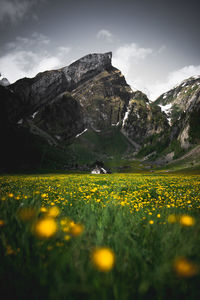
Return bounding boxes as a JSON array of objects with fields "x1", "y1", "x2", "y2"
[
  {"x1": 70, "y1": 223, "x2": 84, "y2": 236},
  {"x1": 6, "y1": 245, "x2": 15, "y2": 255},
  {"x1": 60, "y1": 218, "x2": 84, "y2": 236},
  {"x1": 34, "y1": 218, "x2": 57, "y2": 238},
  {"x1": 179, "y1": 215, "x2": 195, "y2": 226},
  {"x1": 167, "y1": 214, "x2": 177, "y2": 223},
  {"x1": 48, "y1": 206, "x2": 60, "y2": 217},
  {"x1": 40, "y1": 207, "x2": 47, "y2": 213},
  {"x1": 92, "y1": 247, "x2": 115, "y2": 272},
  {"x1": 0, "y1": 220, "x2": 5, "y2": 226},
  {"x1": 174, "y1": 257, "x2": 198, "y2": 277}
]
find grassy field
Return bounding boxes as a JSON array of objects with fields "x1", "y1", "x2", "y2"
[{"x1": 0, "y1": 173, "x2": 200, "y2": 300}]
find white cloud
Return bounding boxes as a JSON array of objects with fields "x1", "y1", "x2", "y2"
[
  {"x1": 112, "y1": 43, "x2": 153, "y2": 95},
  {"x1": 113, "y1": 43, "x2": 153, "y2": 75},
  {"x1": 0, "y1": 0, "x2": 44, "y2": 23},
  {"x1": 146, "y1": 65, "x2": 200, "y2": 100},
  {"x1": 96, "y1": 29, "x2": 113, "y2": 42},
  {"x1": 0, "y1": 51, "x2": 61, "y2": 82},
  {"x1": 57, "y1": 46, "x2": 71, "y2": 56},
  {"x1": 0, "y1": 34, "x2": 71, "y2": 83}
]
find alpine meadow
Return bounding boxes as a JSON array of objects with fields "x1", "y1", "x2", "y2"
[{"x1": 1, "y1": 173, "x2": 200, "y2": 299}]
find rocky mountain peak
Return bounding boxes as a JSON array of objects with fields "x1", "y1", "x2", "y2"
[
  {"x1": 61, "y1": 52, "x2": 112, "y2": 88},
  {"x1": 10, "y1": 52, "x2": 113, "y2": 115},
  {"x1": 63, "y1": 52, "x2": 112, "y2": 77}
]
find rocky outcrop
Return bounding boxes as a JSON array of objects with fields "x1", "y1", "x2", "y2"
[
  {"x1": 155, "y1": 76, "x2": 200, "y2": 125},
  {"x1": 155, "y1": 76, "x2": 200, "y2": 149},
  {"x1": 32, "y1": 92, "x2": 85, "y2": 142},
  {"x1": 0, "y1": 77, "x2": 10, "y2": 87},
  {"x1": 72, "y1": 68, "x2": 132, "y2": 130},
  {"x1": 121, "y1": 94, "x2": 169, "y2": 145}
]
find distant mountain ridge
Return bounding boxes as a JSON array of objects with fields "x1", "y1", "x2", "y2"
[{"x1": 0, "y1": 52, "x2": 199, "y2": 171}]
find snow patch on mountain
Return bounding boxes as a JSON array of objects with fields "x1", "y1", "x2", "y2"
[
  {"x1": 122, "y1": 102, "x2": 131, "y2": 127},
  {"x1": 75, "y1": 128, "x2": 88, "y2": 138},
  {"x1": 159, "y1": 103, "x2": 172, "y2": 114}
]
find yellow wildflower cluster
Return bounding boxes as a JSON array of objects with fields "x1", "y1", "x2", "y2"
[{"x1": 0, "y1": 173, "x2": 200, "y2": 275}]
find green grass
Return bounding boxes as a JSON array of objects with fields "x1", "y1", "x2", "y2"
[
  {"x1": 0, "y1": 173, "x2": 200, "y2": 299},
  {"x1": 66, "y1": 128, "x2": 131, "y2": 166}
]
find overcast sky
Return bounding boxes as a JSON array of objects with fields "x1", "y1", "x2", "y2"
[{"x1": 0, "y1": 0, "x2": 200, "y2": 100}]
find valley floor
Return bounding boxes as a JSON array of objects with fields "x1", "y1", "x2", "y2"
[{"x1": 0, "y1": 173, "x2": 200, "y2": 299}]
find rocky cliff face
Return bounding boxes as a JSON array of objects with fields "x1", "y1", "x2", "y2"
[
  {"x1": 32, "y1": 93, "x2": 84, "y2": 144},
  {"x1": 121, "y1": 93, "x2": 169, "y2": 145},
  {"x1": 155, "y1": 76, "x2": 200, "y2": 149},
  {"x1": 155, "y1": 76, "x2": 200, "y2": 124},
  {"x1": 71, "y1": 68, "x2": 132, "y2": 130}
]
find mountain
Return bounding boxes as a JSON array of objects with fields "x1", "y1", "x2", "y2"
[
  {"x1": 14, "y1": 53, "x2": 167, "y2": 144},
  {"x1": 0, "y1": 52, "x2": 199, "y2": 172},
  {"x1": 155, "y1": 76, "x2": 200, "y2": 150}
]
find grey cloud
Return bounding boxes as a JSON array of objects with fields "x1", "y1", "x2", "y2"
[
  {"x1": 0, "y1": 0, "x2": 45, "y2": 23},
  {"x1": 96, "y1": 29, "x2": 113, "y2": 42}
]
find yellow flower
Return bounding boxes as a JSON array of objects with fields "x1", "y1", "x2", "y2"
[
  {"x1": 174, "y1": 257, "x2": 198, "y2": 277},
  {"x1": 40, "y1": 207, "x2": 47, "y2": 212},
  {"x1": 179, "y1": 215, "x2": 195, "y2": 226},
  {"x1": 8, "y1": 193, "x2": 14, "y2": 198},
  {"x1": 157, "y1": 214, "x2": 161, "y2": 218},
  {"x1": 70, "y1": 223, "x2": 84, "y2": 236},
  {"x1": 0, "y1": 220, "x2": 5, "y2": 226},
  {"x1": 6, "y1": 245, "x2": 15, "y2": 255},
  {"x1": 64, "y1": 234, "x2": 71, "y2": 241},
  {"x1": 60, "y1": 218, "x2": 72, "y2": 232},
  {"x1": 48, "y1": 206, "x2": 60, "y2": 217},
  {"x1": 34, "y1": 218, "x2": 57, "y2": 238},
  {"x1": 167, "y1": 214, "x2": 177, "y2": 223},
  {"x1": 41, "y1": 193, "x2": 47, "y2": 198},
  {"x1": 92, "y1": 247, "x2": 115, "y2": 272},
  {"x1": 149, "y1": 220, "x2": 154, "y2": 224}
]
